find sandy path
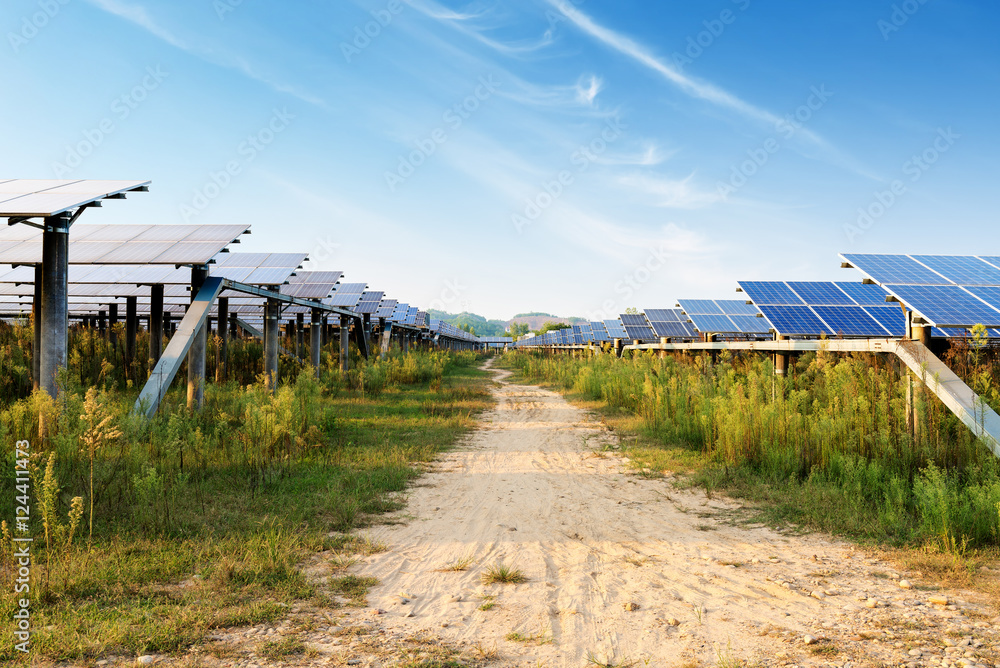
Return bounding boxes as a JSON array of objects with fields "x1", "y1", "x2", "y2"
[{"x1": 346, "y1": 362, "x2": 997, "y2": 667}]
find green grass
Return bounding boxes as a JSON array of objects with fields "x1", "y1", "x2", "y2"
[
  {"x1": 481, "y1": 561, "x2": 527, "y2": 585},
  {"x1": 498, "y1": 349, "x2": 1000, "y2": 550},
  {"x1": 0, "y1": 346, "x2": 493, "y2": 662},
  {"x1": 259, "y1": 636, "x2": 306, "y2": 659}
]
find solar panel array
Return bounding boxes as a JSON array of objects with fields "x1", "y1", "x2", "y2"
[
  {"x1": 0, "y1": 223, "x2": 249, "y2": 265},
  {"x1": 677, "y1": 299, "x2": 769, "y2": 335},
  {"x1": 738, "y1": 281, "x2": 907, "y2": 337},
  {"x1": 429, "y1": 319, "x2": 479, "y2": 342},
  {"x1": 355, "y1": 291, "x2": 384, "y2": 314},
  {"x1": 281, "y1": 270, "x2": 343, "y2": 299},
  {"x1": 0, "y1": 179, "x2": 150, "y2": 217},
  {"x1": 842, "y1": 254, "x2": 1000, "y2": 328},
  {"x1": 645, "y1": 308, "x2": 699, "y2": 338},
  {"x1": 324, "y1": 283, "x2": 367, "y2": 308}
]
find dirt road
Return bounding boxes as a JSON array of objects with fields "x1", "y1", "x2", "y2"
[{"x1": 343, "y1": 361, "x2": 997, "y2": 667}]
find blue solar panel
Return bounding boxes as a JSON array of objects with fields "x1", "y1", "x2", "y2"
[
  {"x1": 620, "y1": 313, "x2": 648, "y2": 326},
  {"x1": 979, "y1": 257, "x2": 1000, "y2": 272},
  {"x1": 650, "y1": 321, "x2": 695, "y2": 337},
  {"x1": 622, "y1": 323, "x2": 657, "y2": 341},
  {"x1": 590, "y1": 321, "x2": 610, "y2": 341},
  {"x1": 842, "y1": 254, "x2": 945, "y2": 285},
  {"x1": 835, "y1": 281, "x2": 891, "y2": 306},
  {"x1": 887, "y1": 285, "x2": 1000, "y2": 327},
  {"x1": 688, "y1": 314, "x2": 737, "y2": 333},
  {"x1": 717, "y1": 300, "x2": 759, "y2": 316},
  {"x1": 964, "y1": 286, "x2": 1000, "y2": 313},
  {"x1": 677, "y1": 300, "x2": 723, "y2": 315},
  {"x1": 863, "y1": 306, "x2": 906, "y2": 336},
  {"x1": 738, "y1": 281, "x2": 805, "y2": 305},
  {"x1": 644, "y1": 308, "x2": 681, "y2": 322},
  {"x1": 812, "y1": 305, "x2": 890, "y2": 337},
  {"x1": 730, "y1": 314, "x2": 769, "y2": 334},
  {"x1": 912, "y1": 256, "x2": 1000, "y2": 286},
  {"x1": 757, "y1": 305, "x2": 833, "y2": 336},
  {"x1": 604, "y1": 319, "x2": 627, "y2": 339},
  {"x1": 787, "y1": 282, "x2": 855, "y2": 306}
]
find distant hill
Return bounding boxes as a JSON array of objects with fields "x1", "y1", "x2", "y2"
[
  {"x1": 507, "y1": 313, "x2": 585, "y2": 332},
  {"x1": 427, "y1": 310, "x2": 509, "y2": 337},
  {"x1": 428, "y1": 310, "x2": 586, "y2": 337}
]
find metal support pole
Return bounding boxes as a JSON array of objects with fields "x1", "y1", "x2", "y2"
[
  {"x1": 775, "y1": 334, "x2": 789, "y2": 376},
  {"x1": 163, "y1": 311, "x2": 171, "y2": 342},
  {"x1": 125, "y1": 295, "x2": 138, "y2": 368},
  {"x1": 264, "y1": 294, "x2": 280, "y2": 391},
  {"x1": 32, "y1": 264, "x2": 42, "y2": 391},
  {"x1": 149, "y1": 284, "x2": 164, "y2": 365},
  {"x1": 187, "y1": 266, "x2": 210, "y2": 410},
  {"x1": 296, "y1": 312, "x2": 304, "y2": 357},
  {"x1": 229, "y1": 311, "x2": 238, "y2": 338},
  {"x1": 218, "y1": 296, "x2": 229, "y2": 382},
  {"x1": 340, "y1": 315, "x2": 350, "y2": 372},
  {"x1": 109, "y1": 303, "x2": 118, "y2": 346},
  {"x1": 39, "y1": 216, "x2": 69, "y2": 398},
  {"x1": 311, "y1": 308, "x2": 322, "y2": 377}
]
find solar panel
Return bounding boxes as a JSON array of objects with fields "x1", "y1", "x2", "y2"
[
  {"x1": 641, "y1": 308, "x2": 676, "y2": 322},
  {"x1": 757, "y1": 305, "x2": 832, "y2": 336},
  {"x1": 686, "y1": 314, "x2": 736, "y2": 334},
  {"x1": 885, "y1": 285, "x2": 1000, "y2": 328},
  {"x1": 590, "y1": 321, "x2": 610, "y2": 341},
  {"x1": 786, "y1": 281, "x2": 855, "y2": 306},
  {"x1": 677, "y1": 300, "x2": 767, "y2": 335},
  {"x1": 841, "y1": 254, "x2": 945, "y2": 285},
  {"x1": 0, "y1": 179, "x2": 150, "y2": 217},
  {"x1": 812, "y1": 305, "x2": 891, "y2": 337},
  {"x1": 911, "y1": 256, "x2": 1000, "y2": 286},
  {"x1": 738, "y1": 281, "x2": 805, "y2": 305},
  {"x1": 677, "y1": 300, "x2": 723, "y2": 315},
  {"x1": 0, "y1": 224, "x2": 248, "y2": 265},
  {"x1": 355, "y1": 291, "x2": 384, "y2": 314},
  {"x1": 619, "y1": 314, "x2": 656, "y2": 341},
  {"x1": 650, "y1": 320, "x2": 696, "y2": 337},
  {"x1": 863, "y1": 305, "x2": 907, "y2": 336},
  {"x1": 717, "y1": 300, "x2": 760, "y2": 316},
  {"x1": 834, "y1": 281, "x2": 892, "y2": 306},
  {"x1": 604, "y1": 319, "x2": 627, "y2": 339},
  {"x1": 374, "y1": 299, "x2": 397, "y2": 318},
  {"x1": 282, "y1": 271, "x2": 343, "y2": 299},
  {"x1": 730, "y1": 314, "x2": 768, "y2": 334}
]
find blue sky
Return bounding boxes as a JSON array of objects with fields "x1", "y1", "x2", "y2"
[{"x1": 3, "y1": 0, "x2": 997, "y2": 321}]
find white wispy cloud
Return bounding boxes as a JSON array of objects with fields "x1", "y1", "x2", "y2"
[
  {"x1": 546, "y1": 0, "x2": 821, "y2": 141},
  {"x1": 83, "y1": 0, "x2": 329, "y2": 109},
  {"x1": 595, "y1": 144, "x2": 672, "y2": 166},
  {"x1": 409, "y1": 0, "x2": 555, "y2": 57},
  {"x1": 575, "y1": 75, "x2": 602, "y2": 105},
  {"x1": 617, "y1": 173, "x2": 720, "y2": 209}
]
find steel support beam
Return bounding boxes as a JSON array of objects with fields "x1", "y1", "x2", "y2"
[
  {"x1": 340, "y1": 315, "x2": 350, "y2": 372},
  {"x1": 218, "y1": 297, "x2": 229, "y2": 382},
  {"x1": 32, "y1": 264, "x2": 42, "y2": 391},
  {"x1": 187, "y1": 266, "x2": 210, "y2": 410},
  {"x1": 125, "y1": 295, "x2": 138, "y2": 368},
  {"x1": 149, "y1": 284, "x2": 164, "y2": 365},
  {"x1": 109, "y1": 303, "x2": 118, "y2": 346},
  {"x1": 296, "y1": 312, "x2": 304, "y2": 357},
  {"x1": 264, "y1": 295, "x2": 280, "y2": 391},
  {"x1": 311, "y1": 307, "x2": 322, "y2": 377},
  {"x1": 39, "y1": 216, "x2": 69, "y2": 398},
  {"x1": 134, "y1": 277, "x2": 224, "y2": 420}
]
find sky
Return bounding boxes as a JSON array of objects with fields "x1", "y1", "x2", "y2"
[{"x1": 2, "y1": 0, "x2": 998, "y2": 321}]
